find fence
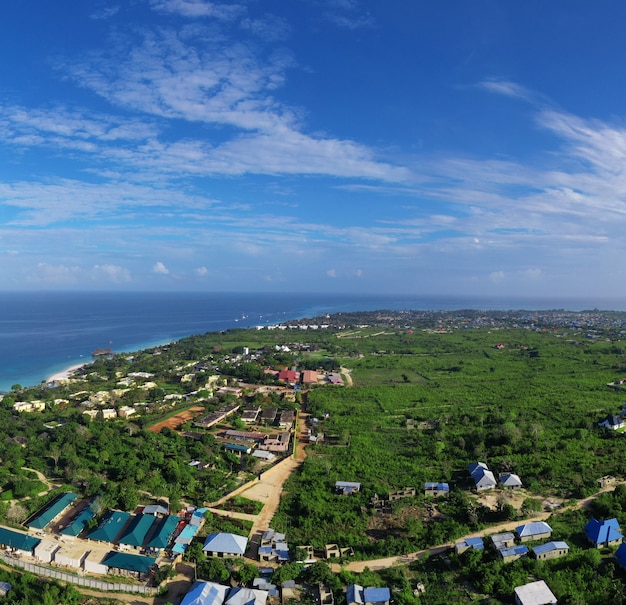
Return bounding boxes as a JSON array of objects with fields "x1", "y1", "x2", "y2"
[{"x1": 0, "y1": 552, "x2": 157, "y2": 596}]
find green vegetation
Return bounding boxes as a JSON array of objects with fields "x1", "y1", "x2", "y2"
[{"x1": 4, "y1": 309, "x2": 626, "y2": 602}]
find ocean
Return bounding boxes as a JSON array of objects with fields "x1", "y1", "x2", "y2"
[{"x1": 1, "y1": 291, "x2": 624, "y2": 392}]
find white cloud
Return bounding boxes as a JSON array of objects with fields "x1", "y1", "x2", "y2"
[
  {"x1": 240, "y1": 15, "x2": 291, "y2": 41},
  {"x1": 195, "y1": 266, "x2": 208, "y2": 276},
  {"x1": 31, "y1": 263, "x2": 81, "y2": 285},
  {"x1": 489, "y1": 271, "x2": 505, "y2": 283},
  {"x1": 327, "y1": 268, "x2": 336, "y2": 278},
  {"x1": 152, "y1": 261, "x2": 170, "y2": 274},
  {"x1": 92, "y1": 264, "x2": 131, "y2": 283},
  {"x1": 477, "y1": 79, "x2": 534, "y2": 102},
  {"x1": 149, "y1": 0, "x2": 245, "y2": 20},
  {"x1": 90, "y1": 6, "x2": 120, "y2": 20}
]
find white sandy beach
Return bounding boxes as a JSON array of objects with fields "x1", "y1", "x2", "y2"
[{"x1": 46, "y1": 363, "x2": 86, "y2": 383}]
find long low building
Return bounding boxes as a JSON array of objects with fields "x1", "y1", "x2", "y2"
[
  {"x1": 0, "y1": 527, "x2": 40, "y2": 556},
  {"x1": 27, "y1": 493, "x2": 77, "y2": 530}
]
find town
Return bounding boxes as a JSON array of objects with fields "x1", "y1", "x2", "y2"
[{"x1": 1, "y1": 310, "x2": 626, "y2": 603}]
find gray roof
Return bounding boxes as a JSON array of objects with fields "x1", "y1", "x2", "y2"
[
  {"x1": 514, "y1": 580, "x2": 557, "y2": 605},
  {"x1": 533, "y1": 541, "x2": 569, "y2": 556},
  {"x1": 203, "y1": 533, "x2": 247, "y2": 556}
]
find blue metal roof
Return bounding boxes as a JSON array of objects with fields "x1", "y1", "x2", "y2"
[
  {"x1": 516, "y1": 521, "x2": 552, "y2": 537},
  {"x1": 424, "y1": 482, "x2": 449, "y2": 490},
  {"x1": 465, "y1": 537, "x2": 484, "y2": 549},
  {"x1": 533, "y1": 541, "x2": 569, "y2": 556},
  {"x1": 364, "y1": 587, "x2": 391, "y2": 603},
  {"x1": 584, "y1": 518, "x2": 623, "y2": 545},
  {"x1": 499, "y1": 545, "x2": 529, "y2": 558},
  {"x1": 615, "y1": 543, "x2": 626, "y2": 568}
]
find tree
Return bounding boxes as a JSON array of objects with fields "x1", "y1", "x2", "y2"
[
  {"x1": 198, "y1": 557, "x2": 230, "y2": 583},
  {"x1": 234, "y1": 562, "x2": 259, "y2": 585}
]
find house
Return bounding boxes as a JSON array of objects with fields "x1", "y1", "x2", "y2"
[
  {"x1": 261, "y1": 408, "x2": 278, "y2": 425},
  {"x1": 533, "y1": 541, "x2": 569, "y2": 560},
  {"x1": 346, "y1": 585, "x2": 391, "y2": 605},
  {"x1": 490, "y1": 532, "x2": 516, "y2": 550},
  {"x1": 180, "y1": 581, "x2": 269, "y2": 605},
  {"x1": 584, "y1": 518, "x2": 623, "y2": 548},
  {"x1": 281, "y1": 580, "x2": 298, "y2": 603},
  {"x1": 424, "y1": 482, "x2": 449, "y2": 497},
  {"x1": 514, "y1": 580, "x2": 557, "y2": 605},
  {"x1": 318, "y1": 583, "x2": 334, "y2": 605},
  {"x1": 598, "y1": 415, "x2": 624, "y2": 430},
  {"x1": 614, "y1": 542, "x2": 626, "y2": 569},
  {"x1": 302, "y1": 370, "x2": 319, "y2": 384},
  {"x1": 278, "y1": 370, "x2": 299, "y2": 384},
  {"x1": 202, "y1": 533, "x2": 247, "y2": 558},
  {"x1": 325, "y1": 544, "x2": 341, "y2": 559},
  {"x1": 258, "y1": 529, "x2": 289, "y2": 563},
  {"x1": 0, "y1": 582, "x2": 11, "y2": 597},
  {"x1": 364, "y1": 587, "x2": 391, "y2": 605},
  {"x1": 225, "y1": 587, "x2": 268, "y2": 605},
  {"x1": 468, "y1": 462, "x2": 497, "y2": 491},
  {"x1": 241, "y1": 407, "x2": 261, "y2": 424},
  {"x1": 516, "y1": 521, "x2": 553, "y2": 542},
  {"x1": 499, "y1": 545, "x2": 529, "y2": 562},
  {"x1": 500, "y1": 473, "x2": 523, "y2": 489},
  {"x1": 455, "y1": 537, "x2": 484, "y2": 554},
  {"x1": 335, "y1": 481, "x2": 361, "y2": 495},
  {"x1": 278, "y1": 409, "x2": 296, "y2": 429},
  {"x1": 259, "y1": 431, "x2": 291, "y2": 453}
]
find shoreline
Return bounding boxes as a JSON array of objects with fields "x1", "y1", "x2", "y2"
[{"x1": 46, "y1": 363, "x2": 88, "y2": 384}]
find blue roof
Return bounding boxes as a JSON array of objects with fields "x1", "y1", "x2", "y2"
[
  {"x1": 102, "y1": 551, "x2": 156, "y2": 574},
  {"x1": 533, "y1": 541, "x2": 569, "y2": 556},
  {"x1": 424, "y1": 482, "x2": 449, "y2": 490},
  {"x1": 364, "y1": 587, "x2": 391, "y2": 603},
  {"x1": 584, "y1": 518, "x2": 623, "y2": 545},
  {"x1": 61, "y1": 504, "x2": 97, "y2": 537},
  {"x1": 516, "y1": 521, "x2": 552, "y2": 537},
  {"x1": 499, "y1": 545, "x2": 529, "y2": 558},
  {"x1": 27, "y1": 493, "x2": 77, "y2": 529},
  {"x1": 181, "y1": 581, "x2": 228, "y2": 605},
  {"x1": 172, "y1": 523, "x2": 199, "y2": 554},
  {"x1": 465, "y1": 537, "x2": 484, "y2": 549},
  {"x1": 87, "y1": 511, "x2": 131, "y2": 543},
  {"x1": 0, "y1": 527, "x2": 40, "y2": 552},
  {"x1": 347, "y1": 584, "x2": 364, "y2": 604},
  {"x1": 615, "y1": 543, "x2": 626, "y2": 568}
]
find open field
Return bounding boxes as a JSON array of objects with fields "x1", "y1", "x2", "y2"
[{"x1": 146, "y1": 406, "x2": 205, "y2": 433}]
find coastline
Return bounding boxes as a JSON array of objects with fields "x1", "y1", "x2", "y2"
[{"x1": 46, "y1": 363, "x2": 87, "y2": 384}]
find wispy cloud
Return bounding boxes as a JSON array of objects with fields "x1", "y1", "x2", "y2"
[
  {"x1": 90, "y1": 6, "x2": 120, "y2": 20},
  {"x1": 149, "y1": 0, "x2": 246, "y2": 21},
  {"x1": 323, "y1": 0, "x2": 375, "y2": 30}
]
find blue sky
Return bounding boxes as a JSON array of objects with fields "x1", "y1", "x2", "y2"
[{"x1": 1, "y1": 1, "x2": 626, "y2": 297}]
